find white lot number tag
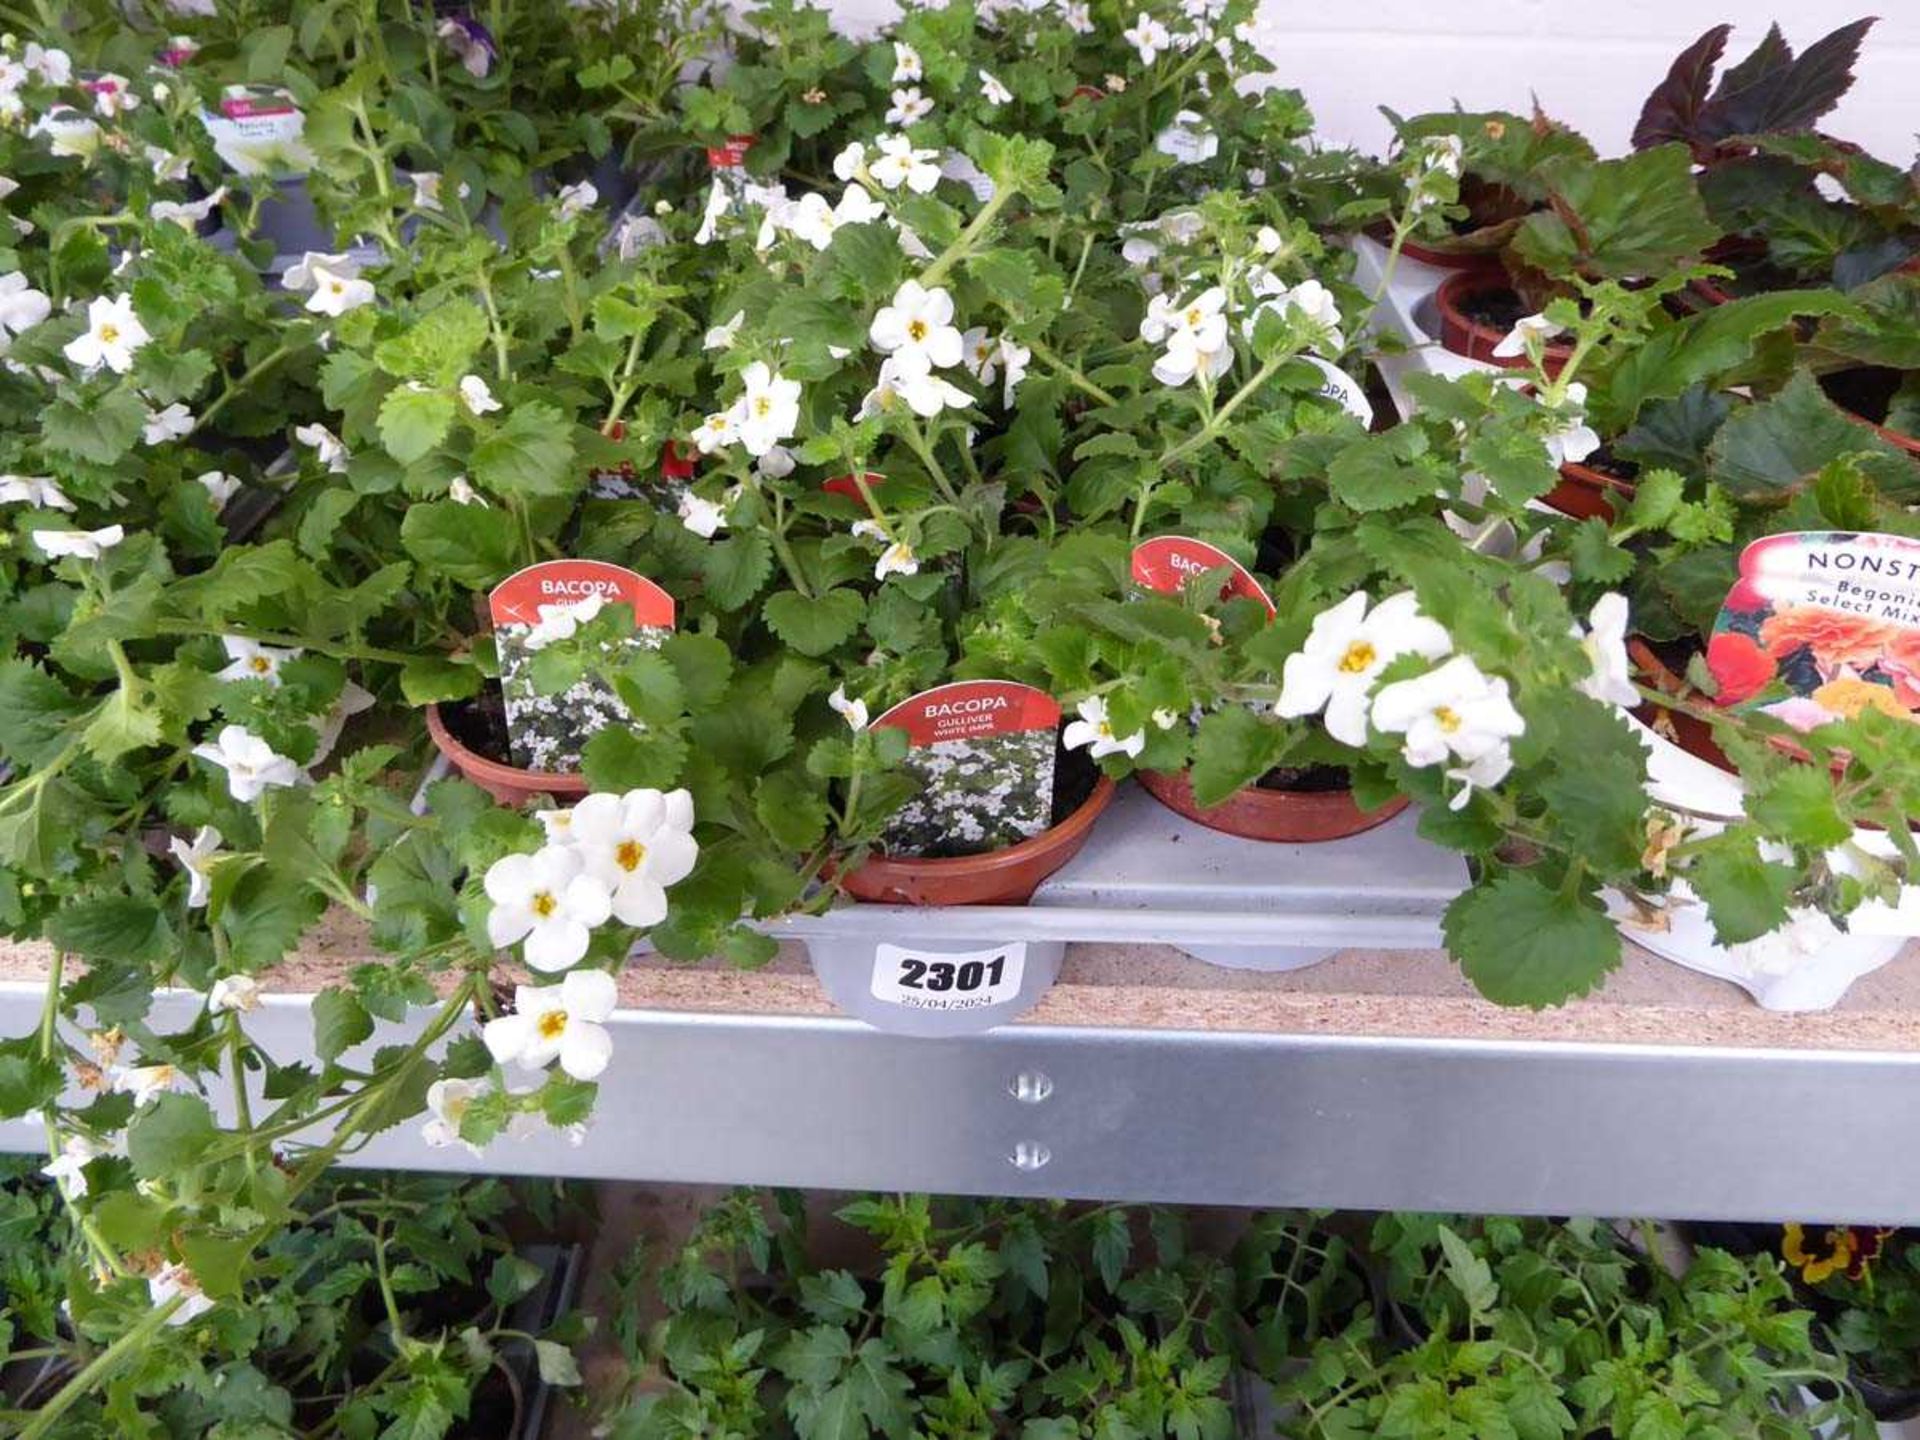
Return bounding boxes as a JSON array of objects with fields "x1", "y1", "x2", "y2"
[{"x1": 870, "y1": 942, "x2": 1026, "y2": 1012}]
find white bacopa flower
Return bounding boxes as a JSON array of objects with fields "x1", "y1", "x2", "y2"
[
  {"x1": 568, "y1": 787, "x2": 699, "y2": 927},
  {"x1": 63, "y1": 294, "x2": 149, "y2": 374},
  {"x1": 1273, "y1": 279, "x2": 1345, "y2": 351},
  {"x1": 1491, "y1": 312, "x2": 1560, "y2": 360},
  {"x1": 1274, "y1": 591, "x2": 1453, "y2": 746},
  {"x1": 198, "y1": 470, "x2": 240, "y2": 509},
  {"x1": 692, "y1": 408, "x2": 739, "y2": 455},
  {"x1": 885, "y1": 86, "x2": 934, "y2": 126},
  {"x1": 1370, "y1": 655, "x2": 1526, "y2": 809},
  {"x1": 282, "y1": 251, "x2": 356, "y2": 292},
  {"x1": 193, "y1": 725, "x2": 304, "y2": 802},
  {"x1": 149, "y1": 1262, "x2": 214, "y2": 1325},
  {"x1": 960, "y1": 326, "x2": 1001, "y2": 385},
  {"x1": 694, "y1": 178, "x2": 731, "y2": 245},
  {"x1": 145, "y1": 144, "x2": 191, "y2": 182},
  {"x1": 168, "y1": 825, "x2": 223, "y2": 908},
  {"x1": 115, "y1": 1063, "x2": 178, "y2": 1107},
  {"x1": 678, "y1": 490, "x2": 728, "y2": 538},
  {"x1": 41, "y1": 1135, "x2": 99, "y2": 1199},
  {"x1": 1063, "y1": 1, "x2": 1094, "y2": 31},
  {"x1": 1575, "y1": 592, "x2": 1638, "y2": 709},
  {"x1": 850, "y1": 518, "x2": 886, "y2": 540},
  {"x1": 870, "y1": 280, "x2": 964, "y2": 375},
  {"x1": 556, "y1": 179, "x2": 598, "y2": 220},
  {"x1": 483, "y1": 844, "x2": 615, "y2": 972},
  {"x1": 734, "y1": 362, "x2": 802, "y2": 457},
  {"x1": 892, "y1": 41, "x2": 923, "y2": 82},
  {"x1": 0, "y1": 271, "x2": 51, "y2": 344},
  {"x1": 308, "y1": 679, "x2": 374, "y2": 768},
  {"x1": 410, "y1": 170, "x2": 443, "y2": 211},
  {"x1": 703, "y1": 309, "x2": 745, "y2": 351},
  {"x1": 998, "y1": 338, "x2": 1031, "y2": 407},
  {"x1": 1420, "y1": 133, "x2": 1464, "y2": 179},
  {"x1": 458, "y1": 373, "x2": 501, "y2": 415},
  {"x1": 1152, "y1": 707, "x2": 1181, "y2": 730},
  {"x1": 1255, "y1": 225, "x2": 1284, "y2": 256},
  {"x1": 833, "y1": 141, "x2": 868, "y2": 182},
  {"x1": 1143, "y1": 287, "x2": 1230, "y2": 387},
  {"x1": 522, "y1": 592, "x2": 605, "y2": 650},
  {"x1": 216, "y1": 634, "x2": 301, "y2": 686},
  {"x1": 303, "y1": 262, "x2": 375, "y2": 318},
  {"x1": 535, "y1": 808, "x2": 575, "y2": 844},
  {"x1": 148, "y1": 187, "x2": 226, "y2": 231},
  {"x1": 980, "y1": 70, "x2": 1012, "y2": 105},
  {"x1": 448, "y1": 475, "x2": 487, "y2": 507},
  {"x1": 1123, "y1": 13, "x2": 1173, "y2": 64},
  {"x1": 1154, "y1": 110, "x2": 1219, "y2": 165},
  {"x1": 1539, "y1": 382, "x2": 1602, "y2": 467},
  {"x1": 782, "y1": 191, "x2": 840, "y2": 251},
  {"x1": 0, "y1": 474, "x2": 72, "y2": 510},
  {"x1": 835, "y1": 183, "x2": 887, "y2": 228},
  {"x1": 858, "y1": 354, "x2": 972, "y2": 420},
  {"x1": 757, "y1": 446, "x2": 796, "y2": 480},
  {"x1": 483, "y1": 970, "x2": 619, "y2": 1082},
  {"x1": 209, "y1": 974, "x2": 262, "y2": 1014},
  {"x1": 868, "y1": 134, "x2": 941, "y2": 194},
  {"x1": 421, "y1": 1077, "x2": 485, "y2": 1154},
  {"x1": 293, "y1": 422, "x2": 350, "y2": 473},
  {"x1": 25, "y1": 43, "x2": 72, "y2": 85},
  {"x1": 875, "y1": 539, "x2": 919, "y2": 580},
  {"x1": 829, "y1": 686, "x2": 869, "y2": 731},
  {"x1": 1063, "y1": 696, "x2": 1146, "y2": 760},
  {"x1": 35, "y1": 525, "x2": 124, "y2": 560},
  {"x1": 142, "y1": 401, "x2": 194, "y2": 445}
]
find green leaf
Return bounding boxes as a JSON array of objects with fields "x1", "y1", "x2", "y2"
[
  {"x1": 1442, "y1": 874, "x2": 1621, "y2": 1008},
  {"x1": 1436, "y1": 1225, "x2": 1497, "y2": 1315},
  {"x1": 755, "y1": 770, "x2": 829, "y2": 852},
  {"x1": 1566, "y1": 517, "x2": 1636, "y2": 585},
  {"x1": 1089, "y1": 1209, "x2": 1132, "y2": 1294},
  {"x1": 702, "y1": 531, "x2": 775, "y2": 611},
  {"x1": 471, "y1": 402, "x2": 577, "y2": 498},
  {"x1": 399, "y1": 655, "x2": 481, "y2": 705},
  {"x1": 535, "y1": 1340, "x2": 582, "y2": 1386},
  {"x1": 81, "y1": 683, "x2": 164, "y2": 763},
  {"x1": 581, "y1": 725, "x2": 690, "y2": 792},
  {"x1": 377, "y1": 385, "x2": 458, "y2": 464},
  {"x1": 763, "y1": 588, "x2": 864, "y2": 657},
  {"x1": 44, "y1": 896, "x2": 169, "y2": 963},
  {"x1": 312, "y1": 987, "x2": 374, "y2": 1061},
  {"x1": 1748, "y1": 765, "x2": 1851, "y2": 850},
  {"x1": 1706, "y1": 369, "x2": 1898, "y2": 500},
  {"x1": 0, "y1": 661, "x2": 90, "y2": 768},
  {"x1": 296, "y1": 487, "x2": 361, "y2": 560},
  {"x1": 42, "y1": 388, "x2": 147, "y2": 464},
  {"x1": 1687, "y1": 840, "x2": 1797, "y2": 946},
  {"x1": 1512, "y1": 144, "x2": 1718, "y2": 282},
  {"x1": 374, "y1": 299, "x2": 488, "y2": 385},
  {"x1": 127, "y1": 1092, "x2": 217, "y2": 1179},
  {"x1": 401, "y1": 501, "x2": 523, "y2": 587},
  {"x1": 1326, "y1": 429, "x2": 1435, "y2": 511},
  {"x1": 774, "y1": 1325, "x2": 853, "y2": 1388},
  {"x1": 1189, "y1": 706, "x2": 1288, "y2": 808},
  {"x1": 488, "y1": 1254, "x2": 544, "y2": 1305}
]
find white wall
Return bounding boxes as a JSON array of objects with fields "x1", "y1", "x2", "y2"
[{"x1": 824, "y1": 1, "x2": 1920, "y2": 160}]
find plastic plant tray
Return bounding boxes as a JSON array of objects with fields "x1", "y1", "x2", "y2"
[{"x1": 765, "y1": 784, "x2": 1468, "y2": 1035}]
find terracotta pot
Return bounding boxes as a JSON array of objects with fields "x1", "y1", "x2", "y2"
[
  {"x1": 839, "y1": 777, "x2": 1116, "y2": 906},
  {"x1": 1627, "y1": 638, "x2": 1735, "y2": 772},
  {"x1": 1434, "y1": 269, "x2": 1571, "y2": 376},
  {"x1": 1362, "y1": 221, "x2": 1504, "y2": 272},
  {"x1": 1137, "y1": 769, "x2": 1409, "y2": 843},
  {"x1": 426, "y1": 704, "x2": 589, "y2": 807},
  {"x1": 1544, "y1": 460, "x2": 1635, "y2": 521}
]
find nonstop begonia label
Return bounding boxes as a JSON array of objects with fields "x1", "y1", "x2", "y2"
[
  {"x1": 489, "y1": 561, "x2": 675, "y2": 772},
  {"x1": 871, "y1": 680, "x2": 1061, "y2": 856},
  {"x1": 1705, "y1": 531, "x2": 1920, "y2": 731},
  {"x1": 1130, "y1": 536, "x2": 1275, "y2": 616}
]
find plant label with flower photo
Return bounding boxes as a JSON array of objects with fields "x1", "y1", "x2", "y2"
[
  {"x1": 489, "y1": 560, "x2": 675, "y2": 772},
  {"x1": 201, "y1": 85, "x2": 308, "y2": 175},
  {"x1": 1706, "y1": 531, "x2": 1920, "y2": 732},
  {"x1": 869, "y1": 942, "x2": 1028, "y2": 1012},
  {"x1": 873, "y1": 680, "x2": 1061, "y2": 856},
  {"x1": 1301, "y1": 356, "x2": 1375, "y2": 428},
  {"x1": 1131, "y1": 536, "x2": 1276, "y2": 616}
]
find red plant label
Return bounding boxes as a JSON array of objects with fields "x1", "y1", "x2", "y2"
[
  {"x1": 705, "y1": 134, "x2": 755, "y2": 169},
  {"x1": 870, "y1": 680, "x2": 1061, "y2": 856},
  {"x1": 1705, "y1": 530, "x2": 1920, "y2": 730},
  {"x1": 489, "y1": 560, "x2": 674, "y2": 631},
  {"x1": 822, "y1": 472, "x2": 889, "y2": 501},
  {"x1": 1130, "y1": 536, "x2": 1275, "y2": 616}
]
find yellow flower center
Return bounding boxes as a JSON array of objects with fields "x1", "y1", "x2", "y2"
[
  {"x1": 99, "y1": 324, "x2": 119, "y2": 343},
  {"x1": 1097, "y1": 721, "x2": 1113, "y2": 737},
  {"x1": 328, "y1": 280, "x2": 344, "y2": 295},
  {"x1": 615, "y1": 839, "x2": 646, "y2": 872},
  {"x1": 531, "y1": 890, "x2": 558, "y2": 919},
  {"x1": 907, "y1": 319, "x2": 928, "y2": 341},
  {"x1": 1186, "y1": 307, "x2": 1203, "y2": 326},
  {"x1": 753, "y1": 395, "x2": 772, "y2": 417},
  {"x1": 1433, "y1": 705, "x2": 1462, "y2": 733},
  {"x1": 249, "y1": 656, "x2": 272, "y2": 674},
  {"x1": 707, "y1": 416, "x2": 727, "y2": 432},
  {"x1": 537, "y1": 1010, "x2": 568, "y2": 1040},
  {"x1": 1337, "y1": 641, "x2": 1376, "y2": 675}
]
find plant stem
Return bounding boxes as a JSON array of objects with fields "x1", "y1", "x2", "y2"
[
  {"x1": 1029, "y1": 336, "x2": 1117, "y2": 406},
  {"x1": 19, "y1": 1296, "x2": 185, "y2": 1440},
  {"x1": 195, "y1": 340, "x2": 304, "y2": 435},
  {"x1": 919, "y1": 186, "x2": 1012, "y2": 290}
]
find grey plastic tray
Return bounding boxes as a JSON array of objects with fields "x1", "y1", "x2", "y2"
[{"x1": 767, "y1": 784, "x2": 1468, "y2": 1035}]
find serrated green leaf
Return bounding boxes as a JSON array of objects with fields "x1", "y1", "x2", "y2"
[
  {"x1": 763, "y1": 588, "x2": 864, "y2": 657},
  {"x1": 1442, "y1": 874, "x2": 1621, "y2": 1008},
  {"x1": 377, "y1": 385, "x2": 457, "y2": 463},
  {"x1": 127, "y1": 1092, "x2": 217, "y2": 1180},
  {"x1": 471, "y1": 402, "x2": 577, "y2": 498}
]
